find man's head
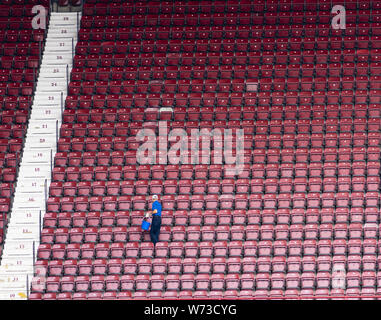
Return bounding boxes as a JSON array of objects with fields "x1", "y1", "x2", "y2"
[{"x1": 152, "y1": 195, "x2": 158, "y2": 202}]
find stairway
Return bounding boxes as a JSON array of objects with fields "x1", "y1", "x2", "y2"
[{"x1": 0, "y1": 12, "x2": 80, "y2": 300}]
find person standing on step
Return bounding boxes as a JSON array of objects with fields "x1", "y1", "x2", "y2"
[{"x1": 146, "y1": 194, "x2": 162, "y2": 245}]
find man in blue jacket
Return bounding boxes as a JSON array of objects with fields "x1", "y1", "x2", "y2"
[{"x1": 148, "y1": 194, "x2": 162, "y2": 245}]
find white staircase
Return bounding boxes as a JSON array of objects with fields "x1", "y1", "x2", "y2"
[{"x1": 0, "y1": 12, "x2": 80, "y2": 299}]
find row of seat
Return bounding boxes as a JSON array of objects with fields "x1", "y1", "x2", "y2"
[
  {"x1": 37, "y1": 235, "x2": 381, "y2": 257},
  {"x1": 67, "y1": 85, "x2": 381, "y2": 100},
  {"x1": 68, "y1": 66, "x2": 381, "y2": 79},
  {"x1": 0, "y1": 124, "x2": 27, "y2": 139},
  {"x1": 77, "y1": 22, "x2": 381, "y2": 33},
  {"x1": 61, "y1": 104, "x2": 381, "y2": 117},
  {"x1": 27, "y1": 288, "x2": 381, "y2": 300},
  {"x1": 72, "y1": 53, "x2": 381, "y2": 70},
  {"x1": 0, "y1": 0, "x2": 49, "y2": 5},
  {"x1": 62, "y1": 97, "x2": 381, "y2": 117},
  {"x1": 39, "y1": 214, "x2": 379, "y2": 236},
  {"x1": 41, "y1": 197, "x2": 381, "y2": 214},
  {"x1": 78, "y1": 17, "x2": 381, "y2": 27},
  {"x1": 81, "y1": 3, "x2": 381, "y2": 16},
  {"x1": 69, "y1": 69, "x2": 381, "y2": 83},
  {"x1": 47, "y1": 175, "x2": 381, "y2": 193},
  {"x1": 36, "y1": 253, "x2": 378, "y2": 270},
  {"x1": 50, "y1": 162, "x2": 381, "y2": 179},
  {"x1": 0, "y1": 4, "x2": 48, "y2": 18},
  {"x1": 0, "y1": 198, "x2": 10, "y2": 213},
  {"x1": 58, "y1": 130, "x2": 380, "y2": 145},
  {"x1": 0, "y1": 31, "x2": 45, "y2": 43},
  {"x1": 59, "y1": 114, "x2": 381, "y2": 129},
  {"x1": 49, "y1": 159, "x2": 381, "y2": 174},
  {"x1": 33, "y1": 256, "x2": 381, "y2": 278},
  {"x1": 74, "y1": 35, "x2": 381, "y2": 44},
  {"x1": 27, "y1": 271, "x2": 380, "y2": 292},
  {"x1": 66, "y1": 76, "x2": 381, "y2": 89},
  {"x1": 58, "y1": 116, "x2": 381, "y2": 131},
  {"x1": 62, "y1": 112, "x2": 381, "y2": 122},
  {"x1": 56, "y1": 136, "x2": 381, "y2": 148},
  {"x1": 36, "y1": 238, "x2": 381, "y2": 259},
  {"x1": 82, "y1": 1, "x2": 376, "y2": 12},
  {"x1": 32, "y1": 260, "x2": 381, "y2": 292},
  {"x1": 1, "y1": 56, "x2": 40, "y2": 69},
  {"x1": 60, "y1": 111, "x2": 381, "y2": 126},
  {"x1": 46, "y1": 179, "x2": 381, "y2": 197},
  {"x1": 72, "y1": 55, "x2": 381, "y2": 71},
  {"x1": 79, "y1": 12, "x2": 381, "y2": 27},
  {"x1": 65, "y1": 78, "x2": 381, "y2": 90},
  {"x1": 76, "y1": 33, "x2": 381, "y2": 50},
  {"x1": 0, "y1": 84, "x2": 34, "y2": 97},
  {"x1": 52, "y1": 148, "x2": 381, "y2": 164},
  {"x1": 66, "y1": 83, "x2": 381, "y2": 97},
  {"x1": 39, "y1": 223, "x2": 381, "y2": 244},
  {"x1": 0, "y1": 163, "x2": 20, "y2": 178},
  {"x1": 50, "y1": 163, "x2": 381, "y2": 179},
  {"x1": 0, "y1": 71, "x2": 38, "y2": 85},
  {"x1": 29, "y1": 271, "x2": 381, "y2": 294},
  {"x1": 0, "y1": 136, "x2": 23, "y2": 149},
  {"x1": 29, "y1": 290, "x2": 242, "y2": 300},
  {"x1": 82, "y1": 0, "x2": 378, "y2": 11},
  {"x1": 58, "y1": 116, "x2": 381, "y2": 129},
  {"x1": 0, "y1": 183, "x2": 13, "y2": 198},
  {"x1": 0, "y1": 96, "x2": 32, "y2": 109},
  {"x1": 77, "y1": 23, "x2": 381, "y2": 39},
  {"x1": 111, "y1": 50, "x2": 381, "y2": 63},
  {"x1": 59, "y1": 121, "x2": 381, "y2": 136},
  {"x1": 0, "y1": 43, "x2": 42, "y2": 56},
  {"x1": 66, "y1": 96, "x2": 381, "y2": 110},
  {"x1": 66, "y1": 75, "x2": 381, "y2": 84},
  {"x1": 51, "y1": 160, "x2": 381, "y2": 176}
]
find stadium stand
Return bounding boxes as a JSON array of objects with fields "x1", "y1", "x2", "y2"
[{"x1": 29, "y1": 0, "x2": 381, "y2": 299}]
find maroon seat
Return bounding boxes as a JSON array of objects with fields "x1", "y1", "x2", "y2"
[{"x1": 32, "y1": 0, "x2": 380, "y2": 301}]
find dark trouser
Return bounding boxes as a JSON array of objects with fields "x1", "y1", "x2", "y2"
[{"x1": 150, "y1": 215, "x2": 162, "y2": 245}]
